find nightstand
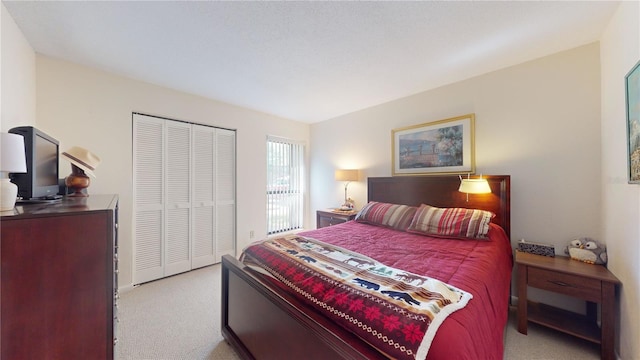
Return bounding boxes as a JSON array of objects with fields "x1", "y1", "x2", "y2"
[
  {"x1": 316, "y1": 209, "x2": 357, "y2": 229},
  {"x1": 516, "y1": 251, "x2": 620, "y2": 360}
]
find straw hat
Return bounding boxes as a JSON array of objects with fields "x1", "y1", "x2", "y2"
[{"x1": 61, "y1": 146, "x2": 101, "y2": 178}]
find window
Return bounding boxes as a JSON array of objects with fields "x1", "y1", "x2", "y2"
[{"x1": 266, "y1": 136, "x2": 305, "y2": 235}]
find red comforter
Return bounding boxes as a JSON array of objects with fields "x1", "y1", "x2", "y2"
[{"x1": 297, "y1": 221, "x2": 513, "y2": 360}]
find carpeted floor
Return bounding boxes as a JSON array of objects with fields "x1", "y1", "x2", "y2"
[{"x1": 115, "y1": 264, "x2": 601, "y2": 360}]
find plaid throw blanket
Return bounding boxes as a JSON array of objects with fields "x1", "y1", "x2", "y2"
[{"x1": 240, "y1": 235, "x2": 472, "y2": 360}]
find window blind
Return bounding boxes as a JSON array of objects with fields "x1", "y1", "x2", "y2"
[{"x1": 266, "y1": 136, "x2": 305, "y2": 235}]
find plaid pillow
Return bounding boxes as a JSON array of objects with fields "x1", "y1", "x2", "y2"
[
  {"x1": 355, "y1": 202, "x2": 417, "y2": 231},
  {"x1": 407, "y1": 204, "x2": 495, "y2": 239}
]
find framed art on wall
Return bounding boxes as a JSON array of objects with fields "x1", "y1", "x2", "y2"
[
  {"x1": 392, "y1": 113, "x2": 475, "y2": 176},
  {"x1": 626, "y1": 60, "x2": 640, "y2": 183}
]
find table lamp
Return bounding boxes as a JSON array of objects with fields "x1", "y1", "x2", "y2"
[
  {"x1": 1, "y1": 132, "x2": 27, "y2": 211},
  {"x1": 335, "y1": 169, "x2": 359, "y2": 209}
]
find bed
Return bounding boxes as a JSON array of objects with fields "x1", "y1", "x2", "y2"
[{"x1": 221, "y1": 175, "x2": 512, "y2": 360}]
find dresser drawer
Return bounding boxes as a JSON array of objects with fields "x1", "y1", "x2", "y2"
[{"x1": 528, "y1": 267, "x2": 601, "y2": 302}]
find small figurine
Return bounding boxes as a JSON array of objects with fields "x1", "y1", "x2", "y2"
[
  {"x1": 346, "y1": 197, "x2": 355, "y2": 209},
  {"x1": 564, "y1": 237, "x2": 607, "y2": 265},
  {"x1": 339, "y1": 197, "x2": 355, "y2": 211}
]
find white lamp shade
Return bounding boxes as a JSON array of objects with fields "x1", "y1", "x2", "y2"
[
  {"x1": 1, "y1": 133, "x2": 27, "y2": 173},
  {"x1": 335, "y1": 169, "x2": 359, "y2": 182},
  {"x1": 458, "y1": 178, "x2": 491, "y2": 194}
]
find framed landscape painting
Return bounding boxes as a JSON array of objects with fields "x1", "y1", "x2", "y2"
[
  {"x1": 392, "y1": 114, "x2": 475, "y2": 176},
  {"x1": 626, "y1": 60, "x2": 640, "y2": 183}
]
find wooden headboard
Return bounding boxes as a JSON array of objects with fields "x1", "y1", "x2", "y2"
[{"x1": 367, "y1": 175, "x2": 511, "y2": 239}]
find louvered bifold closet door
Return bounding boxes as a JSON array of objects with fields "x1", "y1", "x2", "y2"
[
  {"x1": 191, "y1": 125, "x2": 216, "y2": 269},
  {"x1": 134, "y1": 113, "x2": 236, "y2": 284},
  {"x1": 164, "y1": 121, "x2": 192, "y2": 277},
  {"x1": 215, "y1": 129, "x2": 236, "y2": 262},
  {"x1": 133, "y1": 114, "x2": 165, "y2": 284}
]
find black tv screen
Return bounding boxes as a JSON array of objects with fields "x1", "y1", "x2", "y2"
[
  {"x1": 9, "y1": 126, "x2": 60, "y2": 200},
  {"x1": 35, "y1": 134, "x2": 59, "y2": 187}
]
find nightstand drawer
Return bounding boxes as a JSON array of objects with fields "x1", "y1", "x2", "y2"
[
  {"x1": 528, "y1": 267, "x2": 601, "y2": 302},
  {"x1": 319, "y1": 216, "x2": 347, "y2": 228},
  {"x1": 316, "y1": 210, "x2": 357, "y2": 229}
]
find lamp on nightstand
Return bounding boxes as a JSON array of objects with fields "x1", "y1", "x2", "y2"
[
  {"x1": 335, "y1": 169, "x2": 359, "y2": 210},
  {"x1": 458, "y1": 174, "x2": 491, "y2": 201},
  {"x1": 0, "y1": 132, "x2": 27, "y2": 211}
]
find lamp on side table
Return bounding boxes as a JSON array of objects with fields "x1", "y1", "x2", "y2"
[{"x1": 0, "y1": 133, "x2": 27, "y2": 211}]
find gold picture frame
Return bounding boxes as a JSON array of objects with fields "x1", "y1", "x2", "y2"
[
  {"x1": 626, "y1": 60, "x2": 640, "y2": 183},
  {"x1": 392, "y1": 114, "x2": 475, "y2": 176}
]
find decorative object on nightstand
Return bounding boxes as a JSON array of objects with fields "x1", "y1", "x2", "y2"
[
  {"x1": 564, "y1": 237, "x2": 607, "y2": 265},
  {"x1": 0, "y1": 132, "x2": 27, "y2": 211},
  {"x1": 458, "y1": 174, "x2": 491, "y2": 201},
  {"x1": 517, "y1": 239, "x2": 555, "y2": 257},
  {"x1": 516, "y1": 251, "x2": 620, "y2": 360},
  {"x1": 61, "y1": 146, "x2": 101, "y2": 197},
  {"x1": 335, "y1": 169, "x2": 359, "y2": 210},
  {"x1": 317, "y1": 209, "x2": 357, "y2": 229}
]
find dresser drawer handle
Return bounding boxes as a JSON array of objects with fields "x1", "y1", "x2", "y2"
[{"x1": 548, "y1": 280, "x2": 571, "y2": 287}]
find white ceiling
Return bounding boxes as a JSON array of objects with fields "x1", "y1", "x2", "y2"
[{"x1": 3, "y1": 1, "x2": 620, "y2": 123}]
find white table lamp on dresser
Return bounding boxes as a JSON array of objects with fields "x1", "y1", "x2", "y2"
[{"x1": 0, "y1": 132, "x2": 27, "y2": 211}]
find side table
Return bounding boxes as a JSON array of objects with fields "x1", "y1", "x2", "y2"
[
  {"x1": 316, "y1": 209, "x2": 357, "y2": 229},
  {"x1": 516, "y1": 251, "x2": 620, "y2": 360}
]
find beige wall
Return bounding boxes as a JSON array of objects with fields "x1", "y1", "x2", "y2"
[
  {"x1": 1, "y1": 3, "x2": 36, "y2": 131},
  {"x1": 34, "y1": 56, "x2": 310, "y2": 289},
  {"x1": 601, "y1": 1, "x2": 640, "y2": 359},
  {"x1": 311, "y1": 43, "x2": 603, "y2": 313},
  {"x1": 311, "y1": 43, "x2": 602, "y2": 251}
]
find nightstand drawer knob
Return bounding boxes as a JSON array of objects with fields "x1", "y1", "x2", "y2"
[{"x1": 549, "y1": 280, "x2": 570, "y2": 287}]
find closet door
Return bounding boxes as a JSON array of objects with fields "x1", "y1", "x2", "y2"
[
  {"x1": 133, "y1": 114, "x2": 165, "y2": 284},
  {"x1": 192, "y1": 125, "x2": 216, "y2": 268},
  {"x1": 164, "y1": 121, "x2": 192, "y2": 276},
  {"x1": 133, "y1": 114, "x2": 236, "y2": 284},
  {"x1": 215, "y1": 129, "x2": 236, "y2": 262}
]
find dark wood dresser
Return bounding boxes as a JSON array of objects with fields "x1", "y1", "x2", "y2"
[{"x1": 1, "y1": 194, "x2": 118, "y2": 359}]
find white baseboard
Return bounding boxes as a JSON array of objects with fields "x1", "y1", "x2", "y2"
[{"x1": 118, "y1": 284, "x2": 137, "y2": 294}]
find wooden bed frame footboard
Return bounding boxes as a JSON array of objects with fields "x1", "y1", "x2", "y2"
[
  {"x1": 221, "y1": 175, "x2": 510, "y2": 359},
  {"x1": 221, "y1": 255, "x2": 387, "y2": 360}
]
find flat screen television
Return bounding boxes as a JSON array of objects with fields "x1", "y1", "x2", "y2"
[{"x1": 9, "y1": 126, "x2": 60, "y2": 200}]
